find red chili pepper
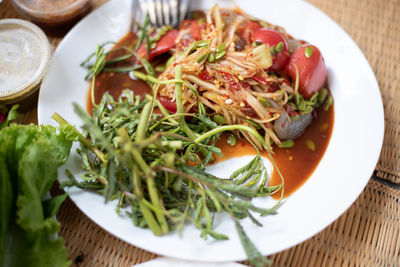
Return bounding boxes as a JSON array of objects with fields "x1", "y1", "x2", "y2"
[
  {"x1": 241, "y1": 81, "x2": 251, "y2": 91},
  {"x1": 241, "y1": 101, "x2": 257, "y2": 117},
  {"x1": 198, "y1": 70, "x2": 212, "y2": 81},
  {"x1": 0, "y1": 113, "x2": 5, "y2": 124},
  {"x1": 219, "y1": 71, "x2": 242, "y2": 91},
  {"x1": 268, "y1": 82, "x2": 280, "y2": 92},
  {"x1": 250, "y1": 75, "x2": 268, "y2": 84}
]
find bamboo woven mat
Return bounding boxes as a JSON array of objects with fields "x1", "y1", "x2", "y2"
[{"x1": 1, "y1": 0, "x2": 399, "y2": 266}]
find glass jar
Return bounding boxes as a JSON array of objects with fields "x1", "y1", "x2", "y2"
[
  {"x1": 0, "y1": 19, "x2": 51, "y2": 104},
  {"x1": 11, "y1": 0, "x2": 91, "y2": 26}
]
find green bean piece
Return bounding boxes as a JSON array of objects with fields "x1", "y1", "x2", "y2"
[
  {"x1": 227, "y1": 135, "x2": 237, "y2": 146},
  {"x1": 258, "y1": 97, "x2": 270, "y2": 107},
  {"x1": 215, "y1": 50, "x2": 226, "y2": 60},
  {"x1": 246, "y1": 120, "x2": 262, "y2": 130},
  {"x1": 155, "y1": 64, "x2": 166, "y2": 73},
  {"x1": 279, "y1": 140, "x2": 295, "y2": 148},
  {"x1": 196, "y1": 40, "x2": 210, "y2": 48},
  {"x1": 324, "y1": 96, "x2": 333, "y2": 111},
  {"x1": 305, "y1": 46, "x2": 313, "y2": 58},
  {"x1": 309, "y1": 91, "x2": 319, "y2": 104},
  {"x1": 208, "y1": 53, "x2": 215, "y2": 62},
  {"x1": 318, "y1": 88, "x2": 328, "y2": 103},
  {"x1": 305, "y1": 139, "x2": 316, "y2": 151},
  {"x1": 275, "y1": 41, "x2": 284, "y2": 53},
  {"x1": 197, "y1": 53, "x2": 209, "y2": 63},
  {"x1": 270, "y1": 46, "x2": 276, "y2": 56},
  {"x1": 213, "y1": 115, "x2": 226, "y2": 125},
  {"x1": 216, "y1": 43, "x2": 226, "y2": 53},
  {"x1": 166, "y1": 56, "x2": 175, "y2": 68}
]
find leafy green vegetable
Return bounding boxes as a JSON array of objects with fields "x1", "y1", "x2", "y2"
[
  {"x1": 55, "y1": 86, "x2": 283, "y2": 266},
  {"x1": 0, "y1": 114, "x2": 75, "y2": 267}
]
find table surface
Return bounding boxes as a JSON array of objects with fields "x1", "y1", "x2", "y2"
[{"x1": 1, "y1": 0, "x2": 400, "y2": 266}]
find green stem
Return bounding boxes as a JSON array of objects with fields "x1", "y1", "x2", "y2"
[
  {"x1": 175, "y1": 65, "x2": 198, "y2": 140},
  {"x1": 136, "y1": 102, "x2": 152, "y2": 142},
  {"x1": 132, "y1": 168, "x2": 162, "y2": 236},
  {"x1": 195, "y1": 125, "x2": 267, "y2": 149},
  {"x1": 134, "y1": 104, "x2": 169, "y2": 234}
]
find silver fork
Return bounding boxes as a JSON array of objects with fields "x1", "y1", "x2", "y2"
[{"x1": 130, "y1": 0, "x2": 192, "y2": 31}]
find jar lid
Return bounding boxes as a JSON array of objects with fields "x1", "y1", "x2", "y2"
[{"x1": 0, "y1": 19, "x2": 51, "y2": 104}]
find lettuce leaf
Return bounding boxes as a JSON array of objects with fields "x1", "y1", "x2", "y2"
[{"x1": 0, "y1": 121, "x2": 76, "y2": 267}]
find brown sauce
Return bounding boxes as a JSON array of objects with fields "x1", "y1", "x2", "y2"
[
  {"x1": 87, "y1": 32, "x2": 334, "y2": 199},
  {"x1": 215, "y1": 107, "x2": 334, "y2": 198},
  {"x1": 86, "y1": 33, "x2": 151, "y2": 114}
]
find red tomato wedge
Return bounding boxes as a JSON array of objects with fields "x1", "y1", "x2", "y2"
[
  {"x1": 253, "y1": 28, "x2": 290, "y2": 71},
  {"x1": 286, "y1": 44, "x2": 327, "y2": 99},
  {"x1": 158, "y1": 95, "x2": 177, "y2": 113},
  {"x1": 189, "y1": 20, "x2": 202, "y2": 40},
  {"x1": 179, "y1": 20, "x2": 203, "y2": 47},
  {"x1": 241, "y1": 21, "x2": 262, "y2": 44},
  {"x1": 138, "y1": 29, "x2": 179, "y2": 61}
]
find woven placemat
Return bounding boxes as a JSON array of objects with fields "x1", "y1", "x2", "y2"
[{"x1": 1, "y1": 0, "x2": 399, "y2": 266}]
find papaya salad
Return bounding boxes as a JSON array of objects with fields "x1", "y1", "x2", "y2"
[
  {"x1": 58, "y1": 4, "x2": 333, "y2": 266},
  {"x1": 149, "y1": 7, "x2": 332, "y2": 150}
]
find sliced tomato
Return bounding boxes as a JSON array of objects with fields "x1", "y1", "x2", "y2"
[
  {"x1": 138, "y1": 29, "x2": 179, "y2": 61},
  {"x1": 253, "y1": 28, "x2": 290, "y2": 71},
  {"x1": 285, "y1": 44, "x2": 327, "y2": 99},
  {"x1": 178, "y1": 19, "x2": 203, "y2": 48},
  {"x1": 241, "y1": 21, "x2": 262, "y2": 44},
  {"x1": 190, "y1": 20, "x2": 202, "y2": 40},
  {"x1": 158, "y1": 95, "x2": 177, "y2": 113},
  {"x1": 180, "y1": 19, "x2": 202, "y2": 40}
]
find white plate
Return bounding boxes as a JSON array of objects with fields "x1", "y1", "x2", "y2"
[{"x1": 38, "y1": 0, "x2": 384, "y2": 262}]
